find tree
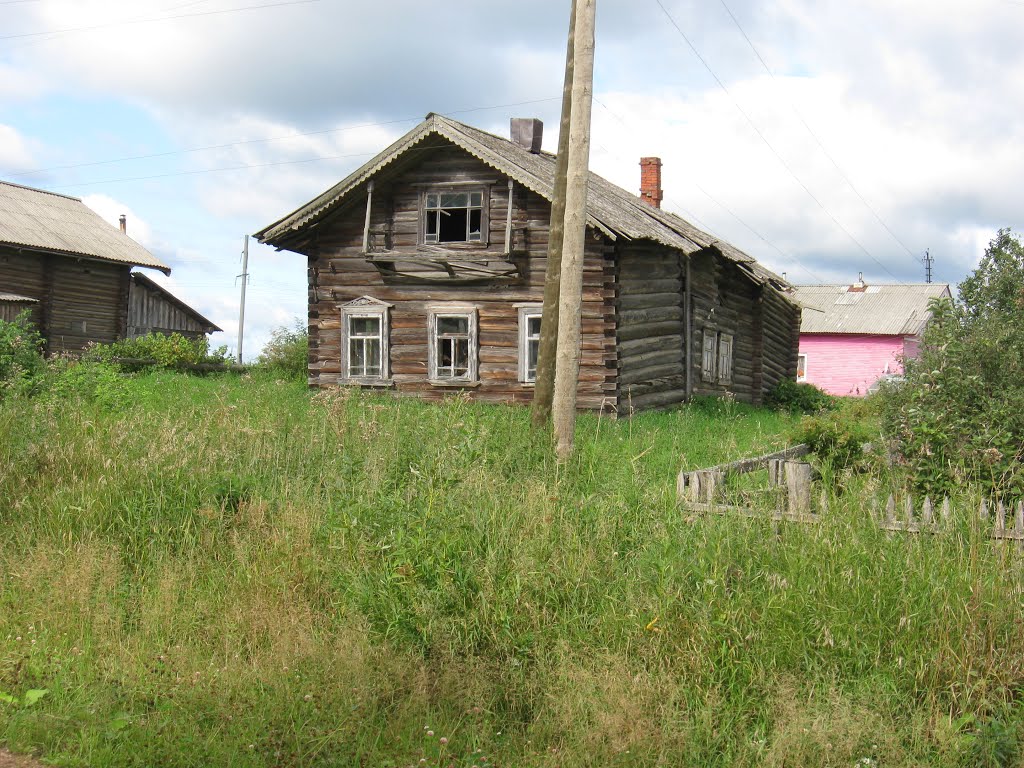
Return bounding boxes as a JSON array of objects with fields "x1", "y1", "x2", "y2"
[{"x1": 882, "y1": 229, "x2": 1024, "y2": 498}]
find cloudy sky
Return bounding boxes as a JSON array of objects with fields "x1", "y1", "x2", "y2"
[{"x1": 2, "y1": 0, "x2": 1020, "y2": 358}]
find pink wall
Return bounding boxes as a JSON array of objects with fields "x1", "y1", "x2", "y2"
[{"x1": 798, "y1": 333, "x2": 911, "y2": 396}]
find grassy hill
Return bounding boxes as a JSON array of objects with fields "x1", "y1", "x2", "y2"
[{"x1": 1, "y1": 372, "x2": 1022, "y2": 767}]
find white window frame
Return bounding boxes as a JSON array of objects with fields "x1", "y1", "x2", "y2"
[
  {"x1": 422, "y1": 189, "x2": 487, "y2": 245},
  {"x1": 340, "y1": 297, "x2": 391, "y2": 384},
  {"x1": 517, "y1": 304, "x2": 543, "y2": 384},
  {"x1": 427, "y1": 305, "x2": 478, "y2": 384},
  {"x1": 797, "y1": 353, "x2": 808, "y2": 382},
  {"x1": 701, "y1": 329, "x2": 718, "y2": 382},
  {"x1": 717, "y1": 333, "x2": 734, "y2": 384}
]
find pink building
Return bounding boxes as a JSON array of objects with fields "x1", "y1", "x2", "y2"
[{"x1": 793, "y1": 281, "x2": 951, "y2": 396}]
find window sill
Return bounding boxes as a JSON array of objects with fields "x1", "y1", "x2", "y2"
[
  {"x1": 427, "y1": 379, "x2": 482, "y2": 389},
  {"x1": 342, "y1": 378, "x2": 395, "y2": 389}
]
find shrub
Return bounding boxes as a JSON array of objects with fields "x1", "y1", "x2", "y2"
[
  {"x1": 41, "y1": 359, "x2": 131, "y2": 411},
  {"x1": 880, "y1": 230, "x2": 1024, "y2": 499},
  {"x1": 86, "y1": 333, "x2": 230, "y2": 369},
  {"x1": 794, "y1": 397, "x2": 879, "y2": 471},
  {"x1": 0, "y1": 311, "x2": 45, "y2": 396},
  {"x1": 256, "y1": 319, "x2": 308, "y2": 381},
  {"x1": 766, "y1": 378, "x2": 837, "y2": 414}
]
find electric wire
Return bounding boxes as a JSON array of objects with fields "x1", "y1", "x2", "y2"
[
  {"x1": 593, "y1": 96, "x2": 824, "y2": 283},
  {"x1": 654, "y1": 0, "x2": 902, "y2": 282},
  {"x1": 717, "y1": 0, "x2": 921, "y2": 268},
  {"x1": 0, "y1": 0, "x2": 319, "y2": 42},
  {"x1": 7, "y1": 97, "x2": 561, "y2": 180}
]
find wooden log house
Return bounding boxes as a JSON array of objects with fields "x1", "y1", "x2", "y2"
[
  {"x1": 256, "y1": 114, "x2": 801, "y2": 413},
  {"x1": 127, "y1": 272, "x2": 222, "y2": 341},
  {"x1": 0, "y1": 181, "x2": 189, "y2": 353}
]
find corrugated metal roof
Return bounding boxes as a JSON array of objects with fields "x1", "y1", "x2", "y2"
[
  {"x1": 0, "y1": 181, "x2": 170, "y2": 274},
  {"x1": 0, "y1": 292, "x2": 37, "y2": 303},
  {"x1": 255, "y1": 114, "x2": 791, "y2": 293},
  {"x1": 794, "y1": 283, "x2": 952, "y2": 335}
]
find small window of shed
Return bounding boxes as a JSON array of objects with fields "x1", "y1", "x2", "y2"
[{"x1": 701, "y1": 330, "x2": 717, "y2": 382}]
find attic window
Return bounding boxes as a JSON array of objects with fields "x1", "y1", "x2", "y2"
[{"x1": 423, "y1": 190, "x2": 485, "y2": 244}]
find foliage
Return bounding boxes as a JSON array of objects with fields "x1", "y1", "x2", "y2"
[
  {"x1": 39, "y1": 359, "x2": 132, "y2": 411},
  {"x1": 765, "y1": 378, "x2": 837, "y2": 414},
  {"x1": 880, "y1": 229, "x2": 1024, "y2": 499},
  {"x1": 0, "y1": 311, "x2": 45, "y2": 396},
  {"x1": 85, "y1": 332, "x2": 230, "y2": 369},
  {"x1": 255, "y1": 319, "x2": 308, "y2": 381},
  {"x1": 794, "y1": 396, "x2": 879, "y2": 470}
]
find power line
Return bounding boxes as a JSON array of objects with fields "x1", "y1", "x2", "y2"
[
  {"x1": 592, "y1": 96, "x2": 823, "y2": 283},
  {"x1": 654, "y1": 0, "x2": 902, "y2": 283},
  {"x1": 0, "y1": 0, "x2": 319, "y2": 42},
  {"x1": 6, "y1": 96, "x2": 561, "y2": 179},
  {"x1": 717, "y1": 0, "x2": 920, "y2": 268}
]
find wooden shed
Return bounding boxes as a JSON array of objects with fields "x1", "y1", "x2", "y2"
[
  {"x1": 256, "y1": 114, "x2": 801, "y2": 413},
  {"x1": 0, "y1": 293, "x2": 38, "y2": 324},
  {"x1": 128, "y1": 272, "x2": 222, "y2": 340},
  {"x1": 0, "y1": 181, "x2": 171, "y2": 353}
]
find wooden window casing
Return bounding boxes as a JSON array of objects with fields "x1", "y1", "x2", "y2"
[
  {"x1": 517, "y1": 304, "x2": 543, "y2": 383},
  {"x1": 701, "y1": 329, "x2": 717, "y2": 382},
  {"x1": 717, "y1": 333, "x2": 734, "y2": 384},
  {"x1": 341, "y1": 298, "x2": 391, "y2": 384},
  {"x1": 422, "y1": 189, "x2": 488, "y2": 245},
  {"x1": 428, "y1": 305, "x2": 478, "y2": 384}
]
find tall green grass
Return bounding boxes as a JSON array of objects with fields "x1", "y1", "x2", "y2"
[{"x1": 0, "y1": 372, "x2": 1022, "y2": 767}]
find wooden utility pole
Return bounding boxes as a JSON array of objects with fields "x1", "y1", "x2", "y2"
[
  {"x1": 531, "y1": 0, "x2": 577, "y2": 428},
  {"x1": 552, "y1": 0, "x2": 596, "y2": 460},
  {"x1": 236, "y1": 234, "x2": 249, "y2": 364}
]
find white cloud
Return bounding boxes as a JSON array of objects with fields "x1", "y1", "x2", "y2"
[{"x1": 0, "y1": 124, "x2": 36, "y2": 172}]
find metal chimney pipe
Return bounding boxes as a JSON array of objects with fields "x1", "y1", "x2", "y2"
[{"x1": 119, "y1": 214, "x2": 127, "y2": 233}]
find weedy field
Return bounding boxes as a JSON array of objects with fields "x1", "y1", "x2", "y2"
[{"x1": 1, "y1": 371, "x2": 1024, "y2": 767}]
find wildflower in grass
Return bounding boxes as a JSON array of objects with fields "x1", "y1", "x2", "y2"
[
  {"x1": 439, "y1": 737, "x2": 448, "y2": 745},
  {"x1": 427, "y1": 730, "x2": 434, "y2": 737}
]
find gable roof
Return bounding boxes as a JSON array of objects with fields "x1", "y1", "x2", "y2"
[
  {"x1": 0, "y1": 181, "x2": 170, "y2": 274},
  {"x1": 794, "y1": 283, "x2": 952, "y2": 336},
  {"x1": 255, "y1": 113, "x2": 790, "y2": 293},
  {"x1": 130, "y1": 272, "x2": 222, "y2": 333}
]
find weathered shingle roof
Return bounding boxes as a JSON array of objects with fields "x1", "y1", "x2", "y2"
[
  {"x1": 795, "y1": 283, "x2": 952, "y2": 335},
  {"x1": 255, "y1": 113, "x2": 790, "y2": 292},
  {"x1": 0, "y1": 181, "x2": 170, "y2": 274},
  {"x1": 0, "y1": 292, "x2": 37, "y2": 303}
]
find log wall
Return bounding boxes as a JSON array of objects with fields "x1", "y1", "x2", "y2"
[
  {"x1": 304, "y1": 145, "x2": 618, "y2": 411},
  {"x1": 128, "y1": 278, "x2": 211, "y2": 340},
  {"x1": 688, "y1": 249, "x2": 761, "y2": 403},
  {"x1": 0, "y1": 246, "x2": 130, "y2": 353},
  {"x1": 615, "y1": 244, "x2": 687, "y2": 413}
]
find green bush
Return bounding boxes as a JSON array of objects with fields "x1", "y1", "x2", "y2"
[
  {"x1": 256, "y1": 319, "x2": 308, "y2": 381},
  {"x1": 0, "y1": 311, "x2": 45, "y2": 396},
  {"x1": 795, "y1": 397, "x2": 879, "y2": 470},
  {"x1": 766, "y1": 378, "x2": 837, "y2": 414},
  {"x1": 880, "y1": 230, "x2": 1024, "y2": 499},
  {"x1": 40, "y1": 359, "x2": 131, "y2": 411},
  {"x1": 86, "y1": 332, "x2": 229, "y2": 369}
]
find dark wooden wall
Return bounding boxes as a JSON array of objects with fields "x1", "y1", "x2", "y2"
[
  {"x1": 0, "y1": 300, "x2": 36, "y2": 323},
  {"x1": 0, "y1": 246, "x2": 130, "y2": 353},
  {"x1": 293, "y1": 139, "x2": 799, "y2": 413},
  {"x1": 128, "y1": 279, "x2": 210, "y2": 340},
  {"x1": 615, "y1": 244, "x2": 686, "y2": 412},
  {"x1": 305, "y1": 143, "x2": 618, "y2": 410},
  {"x1": 759, "y1": 285, "x2": 801, "y2": 395}
]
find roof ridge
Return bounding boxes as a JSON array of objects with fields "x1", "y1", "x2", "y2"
[{"x1": 0, "y1": 179, "x2": 82, "y2": 202}]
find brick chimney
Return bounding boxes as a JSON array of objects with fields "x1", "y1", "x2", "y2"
[
  {"x1": 639, "y1": 157, "x2": 662, "y2": 208},
  {"x1": 510, "y1": 118, "x2": 543, "y2": 153},
  {"x1": 119, "y1": 214, "x2": 127, "y2": 233}
]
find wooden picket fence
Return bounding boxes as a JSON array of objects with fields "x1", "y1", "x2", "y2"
[{"x1": 678, "y1": 446, "x2": 1024, "y2": 542}]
